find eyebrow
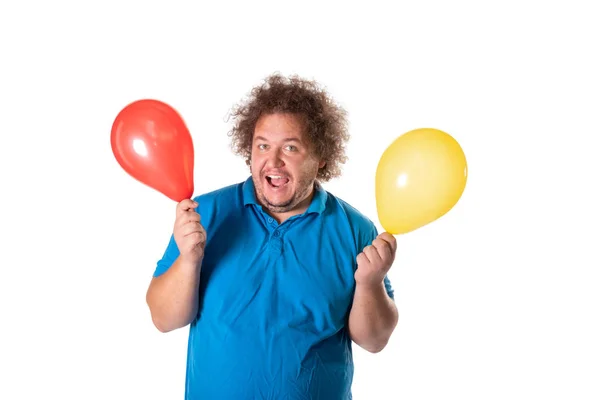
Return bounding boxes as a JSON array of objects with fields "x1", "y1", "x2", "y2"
[{"x1": 254, "y1": 136, "x2": 302, "y2": 143}]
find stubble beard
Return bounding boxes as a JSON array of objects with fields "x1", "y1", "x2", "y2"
[{"x1": 253, "y1": 173, "x2": 316, "y2": 214}]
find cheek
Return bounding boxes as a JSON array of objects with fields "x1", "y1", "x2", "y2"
[
  {"x1": 250, "y1": 155, "x2": 264, "y2": 172},
  {"x1": 300, "y1": 157, "x2": 320, "y2": 171},
  {"x1": 291, "y1": 160, "x2": 318, "y2": 178}
]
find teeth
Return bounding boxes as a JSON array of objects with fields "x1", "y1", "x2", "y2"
[{"x1": 268, "y1": 175, "x2": 282, "y2": 179}]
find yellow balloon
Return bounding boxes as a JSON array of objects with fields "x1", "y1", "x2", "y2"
[{"x1": 375, "y1": 128, "x2": 468, "y2": 234}]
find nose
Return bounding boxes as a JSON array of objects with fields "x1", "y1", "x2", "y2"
[{"x1": 267, "y1": 148, "x2": 285, "y2": 168}]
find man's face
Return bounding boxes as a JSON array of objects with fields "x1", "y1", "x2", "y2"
[{"x1": 250, "y1": 112, "x2": 325, "y2": 216}]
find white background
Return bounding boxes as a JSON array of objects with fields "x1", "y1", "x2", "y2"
[{"x1": 1, "y1": 1, "x2": 599, "y2": 399}]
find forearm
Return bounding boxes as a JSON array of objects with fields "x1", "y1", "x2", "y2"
[
  {"x1": 348, "y1": 280, "x2": 398, "y2": 353},
  {"x1": 146, "y1": 256, "x2": 202, "y2": 332}
]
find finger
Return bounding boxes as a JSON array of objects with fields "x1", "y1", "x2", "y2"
[
  {"x1": 356, "y1": 252, "x2": 369, "y2": 265},
  {"x1": 176, "y1": 199, "x2": 198, "y2": 216},
  {"x1": 379, "y1": 232, "x2": 397, "y2": 253},
  {"x1": 186, "y1": 232, "x2": 206, "y2": 246},
  {"x1": 181, "y1": 221, "x2": 203, "y2": 237},
  {"x1": 188, "y1": 231, "x2": 206, "y2": 245},
  {"x1": 177, "y1": 210, "x2": 201, "y2": 225},
  {"x1": 364, "y1": 245, "x2": 382, "y2": 263},
  {"x1": 372, "y1": 238, "x2": 393, "y2": 261}
]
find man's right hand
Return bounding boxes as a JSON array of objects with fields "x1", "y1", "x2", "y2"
[{"x1": 173, "y1": 199, "x2": 206, "y2": 265}]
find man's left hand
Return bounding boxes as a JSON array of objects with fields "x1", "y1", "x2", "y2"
[{"x1": 355, "y1": 232, "x2": 397, "y2": 287}]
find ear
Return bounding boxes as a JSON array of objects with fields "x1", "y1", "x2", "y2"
[{"x1": 318, "y1": 160, "x2": 326, "y2": 169}]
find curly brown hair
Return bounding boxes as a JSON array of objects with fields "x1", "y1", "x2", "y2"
[{"x1": 226, "y1": 73, "x2": 350, "y2": 182}]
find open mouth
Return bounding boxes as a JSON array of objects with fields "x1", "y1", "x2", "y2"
[{"x1": 266, "y1": 175, "x2": 290, "y2": 188}]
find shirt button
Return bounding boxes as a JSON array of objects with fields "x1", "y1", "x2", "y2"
[
  {"x1": 268, "y1": 218, "x2": 273, "y2": 223},
  {"x1": 274, "y1": 231, "x2": 280, "y2": 237}
]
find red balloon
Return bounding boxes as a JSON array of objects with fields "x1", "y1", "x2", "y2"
[{"x1": 111, "y1": 99, "x2": 194, "y2": 202}]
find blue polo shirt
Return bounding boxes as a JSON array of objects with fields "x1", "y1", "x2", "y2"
[{"x1": 154, "y1": 177, "x2": 394, "y2": 399}]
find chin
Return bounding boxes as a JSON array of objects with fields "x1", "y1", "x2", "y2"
[
  {"x1": 260, "y1": 185, "x2": 296, "y2": 212},
  {"x1": 268, "y1": 199, "x2": 295, "y2": 210},
  {"x1": 263, "y1": 191, "x2": 294, "y2": 209}
]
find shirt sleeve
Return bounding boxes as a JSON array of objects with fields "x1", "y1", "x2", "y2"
[
  {"x1": 153, "y1": 233, "x2": 180, "y2": 277},
  {"x1": 383, "y1": 274, "x2": 395, "y2": 301}
]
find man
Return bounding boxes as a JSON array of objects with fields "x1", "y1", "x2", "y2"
[{"x1": 146, "y1": 73, "x2": 398, "y2": 399}]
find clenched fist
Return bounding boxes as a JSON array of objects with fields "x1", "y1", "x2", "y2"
[
  {"x1": 355, "y1": 232, "x2": 397, "y2": 287},
  {"x1": 173, "y1": 199, "x2": 206, "y2": 265}
]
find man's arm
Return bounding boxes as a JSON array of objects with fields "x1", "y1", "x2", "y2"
[
  {"x1": 348, "y1": 279, "x2": 398, "y2": 353},
  {"x1": 146, "y1": 199, "x2": 206, "y2": 333},
  {"x1": 146, "y1": 255, "x2": 202, "y2": 333},
  {"x1": 348, "y1": 232, "x2": 399, "y2": 353}
]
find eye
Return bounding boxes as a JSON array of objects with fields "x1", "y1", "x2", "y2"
[
  {"x1": 257, "y1": 144, "x2": 268, "y2": 150},
  {"x1": 284, "y1": 145, "x2": 298, "y2": 152}
]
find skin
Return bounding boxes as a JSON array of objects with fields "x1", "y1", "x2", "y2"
[
  {"x1": 146, "y1": 112, "x2": 398, "y2": 352},
  {"x1": 146, "y1": 198, "x2": 206, "y2": 332},
  {"x1": 250, "y1": 112, "x2": 325, "y2": 223},
  {"x1": 349, "y1": 232, "x2": 399, "y2": 353}
]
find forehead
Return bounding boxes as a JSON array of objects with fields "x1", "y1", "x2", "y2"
[{"x1": 253, "y1": 113, "x2": 307, "y2": 141}]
